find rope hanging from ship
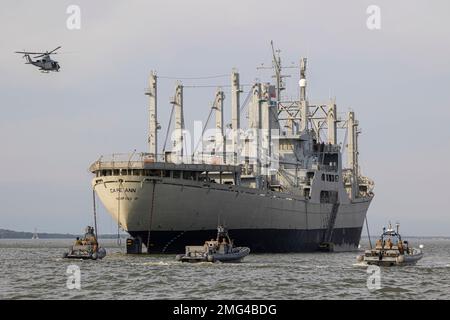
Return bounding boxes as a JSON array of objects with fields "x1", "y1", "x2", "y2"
[
  {"x1": 117, "y1": 179, "x2": 123, "y2": 246},
  {"x1": 191, "y1": 88, "x2": 252, "y2": 158},
  {"x1": 239, "y1": 89, "x2": 252, "y2": 114},
  {"x1": 161, "y1": 221, "x2": 197, "y2": 253},
  {"x1": 365, "y1": 215, "x2": 373, "y2": 249},
  {"x1": 116, "y1": 179, "x2": 138, "y2": 247},
  {"x1": 157, "y1": 74, "x2": 229, "y2": 80},
  {"x1": 92, "y1": 187, "x2": 99, "y2": 240},
  {"x1": 146, "y1": 180, "x2": 157, "y2": 253},
  {"x1": 192, "y1": 99, "x2": 216, "y2": 156},
  {"x1": 162, "y1": 104, "x2": 175, "y2": 153}
]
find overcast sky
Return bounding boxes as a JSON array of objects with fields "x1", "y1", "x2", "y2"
[{"x1": 1, "y1": 0, "x2": 449, "y2": 235}]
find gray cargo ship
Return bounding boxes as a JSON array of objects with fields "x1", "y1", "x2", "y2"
[{"x1": 90, "y1": 45, "x2": 374, "y2": 253}]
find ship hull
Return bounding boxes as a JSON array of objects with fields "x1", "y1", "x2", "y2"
[
  {"x1": 93, "y1": 176, "x2": 372, "y2": 253},
  {"x1": 129, "y1": 227, "x2": 363, "y2": 253}
]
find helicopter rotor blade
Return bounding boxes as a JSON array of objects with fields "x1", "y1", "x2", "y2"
[
  {"x1": 15, "y1": 51, "x2": 45, "y2": 55},
  {"x1": 48, "y1": 46, "x2": 61, "y2": 54},
  {"x1": 15, "y1": 46, "x2": 61, "y2": 55}
]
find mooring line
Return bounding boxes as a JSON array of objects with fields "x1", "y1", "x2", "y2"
[
  {"x1": 366, "y1": 215, "x2": 373, "y2": 249},
  {"x1": 92, "y1": 187, "x2": 98, "y2": 240},
  {"x1": 146, "y1": 180, "x2": 157, "y2": 253}
]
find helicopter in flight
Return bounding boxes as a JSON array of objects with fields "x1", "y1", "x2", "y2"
[{"x1": 15, "y1": 46, "x2": 61, "y2": 72}]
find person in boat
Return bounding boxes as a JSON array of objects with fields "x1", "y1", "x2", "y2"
[
  {"x1": 398, "y1": 240, "x2": 404, "y2": 254},
  {"x1": 219, "y1": 237, "x2": 229, "y2": 254},
  {"x1": 404, "y1": 241, "x2": 410, "y2": 254},
  {"x1": 74, "y1": 226, "x2": 98, "y2": 252},
  {"x1": 375, "y1": 239, "x2": 382, "y2": 249},
  {"x1": 84, "y1": 226, "x2": 98, "y2": 251},
  {"x1": 385, "y1": 238, "x2": 393, "y2": 249}
]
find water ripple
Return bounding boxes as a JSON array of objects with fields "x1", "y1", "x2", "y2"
[{"x1": 1, "y1": 238, "x2": 449, "y2": 299}]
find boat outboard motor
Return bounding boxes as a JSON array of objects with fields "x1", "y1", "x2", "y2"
[
  {"x1": 396, "y1": 255, "x2": 405, "y2": 264},
  {"x1": 97, "y1": 247, "x2": 106, "y2": 259}
]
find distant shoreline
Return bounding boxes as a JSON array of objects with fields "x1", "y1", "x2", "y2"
[
  {"x1": 0, "y1": 228, "x2": 127, "y2": 239},
  {"x1": 360, "y1": 235, "x2": 450, "y2": 239},
  {"x1": 1, "y1": 228, "x2": 448, "y2": 240}
]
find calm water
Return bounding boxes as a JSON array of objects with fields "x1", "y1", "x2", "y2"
[{"x1": 1, "y1": 238, "x2": 449, "y2": 300}]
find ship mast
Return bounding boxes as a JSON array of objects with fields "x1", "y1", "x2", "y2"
[
  {"x1": 347, "y1": 111, "x2": 359, "y2": 198},
  {"x1": 214, "y1": 89, "x2": 225, "y2": 163},
  {"x1": 249, "y1": 83, "x2": 262, "y2": 186},
  {"x1": 231, "y1": 70, "x2": 241, "y2": 165},
  {"x1": 259, "y1": 41, "x2": 301, "y2": 135},
  {"x1": 327, "y1": 100, "x2": 337, "y2": 144},
  {"x1": 271, "y1": 40, "x2": 283, "y2": 103},
  {"x1": 299, "y1": 58, "x2": 308, "y2": 133},
  {"x1": 146, "y1": 71, "x2": 158, "y2": 157},
  {"x1": 257, "y1": 41, "x2": 291, "y2": 103},
  {"x1": 170, "y1": 82, "x2": 184, "y2": 163}
]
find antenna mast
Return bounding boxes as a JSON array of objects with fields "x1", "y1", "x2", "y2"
[
  {"x1": 270, "y1": 40, "x2": 283, "y2": 102},
  {"x1": 258, "y1": 41, "x2": 291, "y2": 102}
]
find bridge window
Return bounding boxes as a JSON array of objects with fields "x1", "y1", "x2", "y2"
[
  {"x1": 320, "y1": 191, "x2": 330, "y2": 203},
  {"x1": 321, "y1": 190, "x2": 338, "y2": 203}
]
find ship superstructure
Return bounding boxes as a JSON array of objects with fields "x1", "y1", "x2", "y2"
[{"x1": 90, "y1": 45, "x2": 374, "y2": 253}]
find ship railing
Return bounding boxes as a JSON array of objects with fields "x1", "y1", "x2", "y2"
[
  {"x1": 90, "y1": 152, "x2": 240, "y2": 171},
  {"x1": 312, "y1": 144, "x2": 341, "y2": 154},
  {"x1": 190, "y1": 153, "x2": 237, "y2": 165}
]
